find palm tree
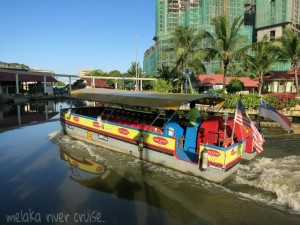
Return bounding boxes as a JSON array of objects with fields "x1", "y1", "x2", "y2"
[
  {"x1": 272, "y1": 28, "x2": 300, "y2": 97},
  {"x1": 126, "y1": 62, "x2": 143, "y2": 90},
  {"x1": 170, "y1": 26, "x2": 206, "y2": 94},
  {"x1": 243, "y1": 36, "x2": 277, "y2": 95},
  {"x1": 156, "y1": 64, "x2": 177, "y2": 81},
  {"x1": 204, "y1": 15, "x2": 247, "y2": 92}
]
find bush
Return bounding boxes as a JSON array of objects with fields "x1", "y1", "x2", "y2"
[
  {"x1": 151, "y1": 79, "x2": 173, "y2": 93},
  {"x1": 217, "y1": 93, "x2": 300, "y2": 110},
  {"x1": 265, "y1": 93, "x2": 299, "y2": 109},
  {"x1": 226, "y1": 78, "x2": 244, "y2": 93}
]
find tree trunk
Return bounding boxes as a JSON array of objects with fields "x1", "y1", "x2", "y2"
[
  {"x1": 258, "y1": 72, "x2": 263, "y2": 96},
  {"x1": 185, "y1": 62, "x2": 194, "y2": 94},
  {"x1": 223, "y1": 62, "x2": 228, "y2": 93},
  {"x1": 187, "y1": 75, "x2": 194, "y2": 94},
  {"x1": 294, "y1": 67, "x2": 299, "y2": 97}
]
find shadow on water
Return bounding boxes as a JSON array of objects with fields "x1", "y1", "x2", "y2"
[{"x1": 58, "y1": 146, "x2": 209, "y2": 225}]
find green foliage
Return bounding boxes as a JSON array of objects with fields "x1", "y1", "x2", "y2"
[
  {"x1": 271, "y1": 28, "x2": 300, "y2": 97},
  {"x1": 220, "y1": 94, "x2": 261, "y2": 109},
  {"x1": 243, "y1": 36, "x2": 277, "y2": 95},
  {"x1": 9, "y1": 63, "x2": 30, "y2": 70},
  {"x1": 266, "y1": 94, "x2": 300, "y2": 109},
  {"x1": 126, "y1": 62, "x2": 142, "y2": 78},
  {"x1": 86, "y1": 70, "x2": 104, "y2": 77},
  {"x1": 157, "y1": 64, "x2": 177, "y2": 81},
  {"x1": 204, "y1": 15, "x2": 247, "y2": 92},
  {"x1": 218, "y1": 93, "x2": 300, "y2": 110},
  {"x1": 109, "y1": 70, "x2": 122, "y2": 77},
  {"x1": 151, "y1": 79, "x2": 173, "y2": 93},
  {"x1": 226, "y1": 78, "x2": 244, "y2": 93},
  {"x1": 170, "y1": 26, "x2": 207, "y2": 93},
  {"x1": 55, "y1": 81, "x2": 65, "y2": 87}
]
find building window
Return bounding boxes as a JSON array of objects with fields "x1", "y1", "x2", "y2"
[{"x1": 270, "y1": 30, "x2": 276, "y2": 40}]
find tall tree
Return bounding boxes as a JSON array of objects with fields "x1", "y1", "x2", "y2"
[
  {"x1": 204, "y1": 15, "x2": 246, "y2": 92},
  {"x1": 272, "y1": 28, "x2": 300, "y2": 97},
  {"x1": 243, "y1": 36, "x2": 277, "y2": 95},
  {"x1": 170, "y1": 26, "x2": 206, "y2": 94},
  {"x1": 126, "y1": 62, "x2": 143, "y2": 91}
]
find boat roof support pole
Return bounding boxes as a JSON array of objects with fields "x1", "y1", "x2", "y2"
[
  {"x1": 100, "y1": 104, "x2": 110, "y2": 117},
  {"x1": 150, "y1": 110, "x2": 166, "y2": 128},
  {"x1": 162, "y1": 109, "x2": 178, "y2": 130},
  {"x1": 107, "y1": 105, "x2": 117, "y2": 120}
]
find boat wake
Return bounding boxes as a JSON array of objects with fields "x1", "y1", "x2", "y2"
[
  {"x1": 48, "y1": 130, "x2": 104, "y2": 162},
  {"x1": 234, "y1": 156, "x2": 300, "y2": 214},
  {"x1": 49, "y1": 130, "x2": 300, "y2": 215}
]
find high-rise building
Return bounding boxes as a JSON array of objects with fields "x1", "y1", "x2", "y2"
[
  {"x1": 143, "y1": 0, "x2": 300, "y2": 76},
  {"x1": 255, "y1": 0, "x2": 300, "y2": 71},
  {"x1": 144, "y1": 0, "x2": 253, "y2": 75}
]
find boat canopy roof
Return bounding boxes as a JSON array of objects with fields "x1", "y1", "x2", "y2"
[{"x1": 71, "y1": 88, "x2": 225, "y2": 110}]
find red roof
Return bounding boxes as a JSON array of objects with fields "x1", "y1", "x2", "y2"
[
  {"x1": 264, "y1": 70, "x2": 300, "y2": 80},
  {"x1": 82, "y1": 78, "x2": 110, "y2": 88},
  {"x1": 0, "y1": 72, "x2": 57, "y2": 82},
  {"x1": 194, "y1": 74, "x2": 259, "y2": 87}
]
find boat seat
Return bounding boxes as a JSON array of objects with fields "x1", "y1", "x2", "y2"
[
  {"x1": 197, "y1": 118, "x2": 220, "y2": 148},
  {"x1": 153, "y1": 127, "x2": 163, "y2": 134},
  {"x1": 184, "y1": 118, "x2": 201, "y2": 152}
]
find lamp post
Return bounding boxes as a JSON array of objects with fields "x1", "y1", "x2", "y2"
[
  {"x1": 182, "y1": 69, "x2": 192, "y2": 94},
  {"x1": 135, "y1": 34, "x2": 138, "y2": 91},
  {"x1": 223, "y1": 112, "x2": 229, "y2": 147}
]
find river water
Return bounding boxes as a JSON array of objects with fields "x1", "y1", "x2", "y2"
[{"x1": 0, "y1": 102, "x2": 300, "y2": 225}]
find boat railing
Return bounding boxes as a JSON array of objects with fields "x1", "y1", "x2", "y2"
[
  {"x1": 204, "y1": 132, "x2": 234, "y2": 148},
  {"x1": 207, "y1": 131, "x2": 222, "y2": 147},
  {"x1": 67, "y1": 106, "x2": 167, "y2": 134}
]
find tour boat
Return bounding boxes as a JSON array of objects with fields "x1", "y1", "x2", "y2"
[{"x1": 60, "y1": 88, "x2": 250, "y2": 183}]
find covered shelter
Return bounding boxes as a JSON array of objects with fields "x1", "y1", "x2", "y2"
[
  {"x1": 262, "y1": 70, "x2": 300, "y2": 94},
  {"x1": 0, "y1": 68, "x2": 78, "y2": 96},
  {"x1": 0, "y1": 70, "x2": 57, "y2": 95}
]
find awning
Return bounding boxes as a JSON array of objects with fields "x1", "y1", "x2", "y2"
[
  {"x1": 0, "y1": 72, "x2": 57, "y2": 82},
  {"x1": 71, "y1": 88, "x2": 225, "y2": 110}
]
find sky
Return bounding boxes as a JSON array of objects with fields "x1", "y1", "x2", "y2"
[{"x1": 0, "y1": 0, "x2": 155, "y2": 79}]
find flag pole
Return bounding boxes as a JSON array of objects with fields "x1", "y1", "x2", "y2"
[
  {"x1": 230, "y1": 98, "x2": 239, "y2": 144},
  {"x1": 256, "y1": 98, "x2": 262, "y2": 131}
]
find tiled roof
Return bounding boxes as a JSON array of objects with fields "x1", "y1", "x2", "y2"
[
  {"x1": 264, "y1": 70, "x2": 300, "y2": 80},
  {"x1": 82, "y1": 78, "x2": 110, "y2": 88},
  {"x1": 194, "y1": 74, "x2": 259, "y2": 87}
]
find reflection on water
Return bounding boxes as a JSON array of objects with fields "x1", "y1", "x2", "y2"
[
  {"x1": 0, "y1": 101, "x2": 69, "y2": 130},
  {"x1": 51, "y1": 132, "x2": 209, "y2": 225}
]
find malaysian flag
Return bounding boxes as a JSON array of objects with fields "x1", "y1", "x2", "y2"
[
  {"x1": 234, "y1": 99, "x2": 265, "y2": 153},
  {"x1": 259, "y1": 99, "x2": 291, "y2": 133}
]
